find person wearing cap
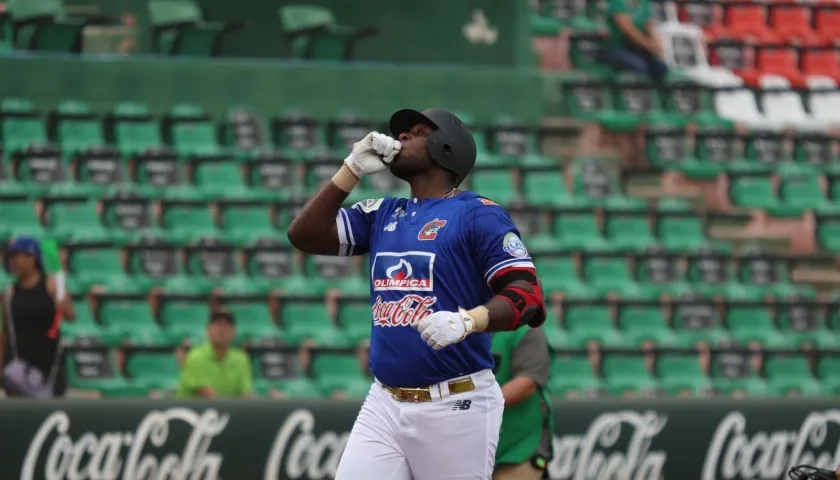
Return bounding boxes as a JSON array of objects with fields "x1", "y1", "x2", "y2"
[
  {"x1": 176, "y1": 307, "x2": 253, "y2": 399},
  {"x1": 0, "y1": 235, "x2": 75, "y2": 397}
]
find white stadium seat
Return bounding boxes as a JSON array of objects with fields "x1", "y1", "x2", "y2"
[
  {"x1": 806, "y1": 75, "x2": 840, "y2": 128},
  {"x1": 655, "y1": 22, "x2": 742, "y2": 86},
  {"x1": 758, "y1": 75, "x2": 825, "y2": 131}
]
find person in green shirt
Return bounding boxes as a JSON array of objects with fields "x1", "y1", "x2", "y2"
[
  {"x1": 492, "y1": 327, "x2": 553, "y2": 480},
  {"x1": 176, "y1": 307, "x2": 253, "y2": 399},
  {"x1": 601, "y1": 0, "x2": 669, "y2": 84}
]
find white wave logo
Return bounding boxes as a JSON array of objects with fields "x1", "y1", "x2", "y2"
[{"x1": 385, "y1": 260, "x2": 412, "y2": 279}]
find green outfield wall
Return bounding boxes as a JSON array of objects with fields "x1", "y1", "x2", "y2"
[
  {"x1": 0, "y1": 55, "x2": 542, "y2": 123},
  {"x1": 2, "y1": 397, "x2": 838, "y2": 480}
]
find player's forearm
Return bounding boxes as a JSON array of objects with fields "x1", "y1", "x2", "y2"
[
  {"x1": 287, "y1": 180, "x2": 350, "y2": 248},
  {"x1": 500, "y1": 376, "x2": 537, "y2": 407}
]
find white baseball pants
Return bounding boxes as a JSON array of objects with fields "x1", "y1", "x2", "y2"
[{"x1": 335, "y1": 369, "x2": 505, "y2": 480}]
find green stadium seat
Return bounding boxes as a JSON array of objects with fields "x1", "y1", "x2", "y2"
[
  {"x1": 776, "y1": 297, "x2": 835, "y2": 348},
  {"x1": 126, "y1": 350, "x2": 181, "y2": 391},
  {"x1": 190, "y1": 158, "x2": 250, "y2": 199},
  {"x1": 582, "y1": 252, "x2": 641, "y2": 297},
  {"x1": 165, "y1": 104, "x2": 222, "y2": 157},
  {"x1": 46, "y1": 201, "x2": 109, "y2": 243},
  {"x1": 725, "y1": 303, "x2": 785, "y2": 346},
  {"x1": 742, "y1": 132, "x2": 793, "y2": 174},
  {"x1": 618, "y1": 302, "x2": 675, "y2": 346},
  {"x1": 6, "y1": 0, "x2": 85, "y2": 53},
  {"x1": 279, "y1": 300, "x2": 347, "y2": 346},
  {"x1": 51, "y1": 100, "x2": 106, "y2": 154},
  {"x1": 219, "y1": 201, "x2": 278, "y2": 244},
  {"x1": 691, "y1": 125, "x2": 743, "y2": 178},
  {"x1": 563, "y1": 301, "x2": 622, "y2": 346},
  {"x1": 685, "y1": 246, "x2": 753, "y2": 299},
  {"x1": 542, "y1": 308, "x2": 572, "y2": 349},
  {"x1": 149, "y1": 0, "x2": 243, "y2": 57},
  {"x1": 451, "y1": 112, "x2": 498, "y2": 166},
  {"x1": 222, "y1": 107, "x2": 270, "y2": 154},
  {"x1": 98, "y1": 295, "x2": 166, "y2": 346},
  {"x1": 310, "y1": 351, "x2": 370, "y2": 396},
  {"x1": 817, "y1": 356, "x2": 840, "y2": 395},
  {"x1": 160, "y1": 201, "x2": 217, "y2": 242},
  {"x1": 226, "y1": 301, "x2": 282, "y2": 343},
  {"x1": 794, "y1": 133, "x2": 839, "y2": 173},
  {"x1": 736, "y1": 246, "x2": 812, "y2": 298},
  {"x1": 603, "y1": 207, "x2": 655, "y2": 250},
  {"x1": 563, "y1": 74, "x2": 637, "y2": 131},
  {"x1": 468, "y1": 168, "x2": 519, "y2": 205},
  {"x1": 159, "y1": 298, "x2": 210, "y2": 344},
  {"x1": 764, "y1": 354, "x2": 821, "y2": 396},
  {"x1": 521, "y1": 168, "x2": 571, "y2": 207},
  {"x1": 777, "y1": 173, "x2": 828, "y2": 214},
  {"x1": 278, "y1": 5, "x2": 378, "y2": 61},
  {"x1": 602, "y1": 353, "x2": 658, "y2": 395},
  {"x1": 728, "y1": 174, "x2": 780, "y2": 210},
  {"x1": 67, "y1": 247, "x2": 135, "y2": 292},
  {"x1": 0, "y1": 200, "x2": 44, "y2": 239},
  {"x1": 655, "y1": 202, "x2": 707, "y2": 251},
  {"x1": 644, "y1": 122, "x2": 696, "y2": 171},
  {"x1": 656, "y1": 354, "x2": 712, "y2": 395},
  {"x1": 60, "y1": 299, "x2": 104, "y2": 341},
  {"x1": 816, "y1": 210, "x2": 840, "y2": 252},
  {"x1": 251, "y1": 350, "x2": 321, "y2": 398},
  {"x1": 612, "y1": 73, "x2": 670, "y2": 123},
  {"x1": 547, "y1": 354, "x2": 600, "y2": 396},
  {"x1": 533, "y1": 255, "x2": 586, "y2": 297},
  {"x1": 552, "y1": 206, "x2": 606, "y2": 249},
  {"x1": 1, "y1": 98, "x2": 48, "y2": 153},
  {"x1": 337, "y1": 299, "x2": 372, "y2": 344},
  {"x1": 110, "y1": 102, "x2": 165, "y2": 156}
]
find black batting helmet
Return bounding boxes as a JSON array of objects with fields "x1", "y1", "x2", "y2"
[{"x1": 389, "y1": 108, "x2": 477, "y2": 186}]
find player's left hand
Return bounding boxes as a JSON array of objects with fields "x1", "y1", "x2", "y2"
[{"x1": 413, "y1": 309, "x2": 476, "y2": 350}]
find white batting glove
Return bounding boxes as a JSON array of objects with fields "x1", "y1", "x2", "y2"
[
  {"x1": 344, "y1": 132, "x2": 392, "y2": 178},
  {"x1": 414, "y1": 308, "x2": 477, "y2": 350},
  {"x1": 371, "y1": 132, "x2": 401, "y2": 166}
]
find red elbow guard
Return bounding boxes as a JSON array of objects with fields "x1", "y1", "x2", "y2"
[{"x1": 497, "y1": 282, "x2": 546, "y2": 330}]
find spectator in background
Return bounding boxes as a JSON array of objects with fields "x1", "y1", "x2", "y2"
[
  {"x1": 0, "y1": 235, "x2": 75, "y2": 398},
  {"x1": 492, "y1": 327, "x2": 553, "y2": 480},
  {"x1": 600, "y1": 0, "x2": 669, "y2": 85},
  {"x1": 176, "y1": 307, "x2": 253, "y2": 399}
]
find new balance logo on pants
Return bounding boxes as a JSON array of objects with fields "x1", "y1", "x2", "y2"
[{"x1": 452, "y1": 399, "x2": 472, "y2": 411}]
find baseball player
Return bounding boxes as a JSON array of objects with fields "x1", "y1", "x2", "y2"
[{"x1": 287, "y1": 108, "x2": 547, "y2": 480}]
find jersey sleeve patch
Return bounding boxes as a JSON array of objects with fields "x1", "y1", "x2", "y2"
[
  {"x1": 478, "y1": 198, "x2": 498, "y2": 206},
  {"x1": 502, "y1": 232, "x2": 529, "y2": 258},
  {"x1": 352, "y1": 198, "x2": 384, "y2": 213}
]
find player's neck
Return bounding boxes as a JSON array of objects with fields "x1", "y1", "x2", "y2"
[{"x1": 409, "y1": 182, "x2": 457, "y2": 203}]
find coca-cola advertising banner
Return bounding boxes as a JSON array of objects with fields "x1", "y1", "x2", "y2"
[{"x1": 3, "y1": 398, "x2": 840, "y2": 480}]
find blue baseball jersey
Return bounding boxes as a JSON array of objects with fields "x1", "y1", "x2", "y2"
[{"x1": 334, "y1": 191, "x2": 536, "y2": 387}]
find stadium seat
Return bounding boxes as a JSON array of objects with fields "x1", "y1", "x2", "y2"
[
  {"x1": 190, "y1": 157, "x2": 250, "y2": 199},
  {"x1": 1, "y1": 98, "x2": 48, "y2": 153},
  {"x1": 801, "y1": 47, "x2": 840, "y2": 84},
  {"x1": 310, "y1": 351, "x2": 369, "y2": 396},
  {"x1": 165, "y1": 104, "x2": 223, "y2": 156},
  {"x1": 109, "y1": 102, "x2": 165, "y2": 156},
  {"x1": 806, "y1": 76, "x2": 840, "y2": 128},
  {"x1": 768, "y1": 1, "x2": 821, "y2": 44},
  {"x1": 61, "y1": 299, "x2": 104, "y2": 341},
  {"x1": 125, "y1": 349, "x2": 181, "y2": 391},
  {"x1": 46, "y1": 201, "x2": 109, "y2": 243},
  {"x1": 5, "y1": 0, "x2": 85, "y2": 53},
  {"x1": 160, "y1": 200, "x2": 217, "y2": 243},
  {"x1": 336, "y1": 299, "x2": 372, "y2": 344},
  {"x1": 618, "y1": 302, "x2": 675, "y2": 346},
  {"x1": 67, "y1": 247, "x2": 134, "y2": 292},
  {"x1": 219, "y1": 201, "x2": 278, "y2": 244},
  {"x1": 548, "y1": 354, "x2": 600, "y2": 396},
  {"x1": 159, "y1": 297, "x2": 210, "y2": 344},
  {"x1": 817, "y1": 356, "x2": 840, "y2": 395},
  {"x1": 602, "y1": 353, "x2": 658, "y2": 395},
  {"x1": 148, "y1": 0, "x2": 244, "y2": 57},
  {"x1": 672, "y1": 294, "x2": 730, "y2": 346},
  {"x1": 468, "y1": 168, "x2": 519, "y2": 206},
  {"x1": 66, "y1": 340, "x2": 146, "y2": 397},
  {"x1": 764, "y1": 353, "x2": 821, "y2": 396},
  {"x1": 98, "y1": 295, "x2": 165, "y2": 346},
  {"x1": 279, "y1": 300, "x2": 347, "y2": 346},
  {"x1": 655, "y1": 203, "x2": 708, "y2": 251},
  {"x1": 223, "y1": 107, "x2": 270, "y2": 153},
  {"x1": 583, "y1": 252, "x2": 641, "y2": 297},
  {"x1": 489, "y1": 115, "x2": 555, "y2": 166},
  {"x1": 814, "y1": 1, "x2": 840, "y2": 44},
  {"x1": 710, "y1": 345, "x2": 768, "y2": 396},
  {"x1": 740, "y1": 47, "x2": 806, "y2": 90},
  {"x1": 521, "y1": 168, "x2": 570, "y2": 207},
  {"x1": 603, "y1": 205, "x2": 655, "y2": 250},
  {"x1": 226, "y1": 300, "x2": 282, "y2": 343},
  {"x1": 757, "y1": 75, "x2": 825, "y2": 131},
  {"x1": 656, "y1": 22, "x2": 744, "y2": 87},
  {"x1": 0, "y1": 199, "x2": 44, "y2": 239},
  {"x1": 656, "y1": 353, "x2": 712, "y2": 395},
  {"x1": 563, "y1": 301, "x2": 623, "y2": 346},
  {"x1": 713, "y1": 81, "x2": 777, "y2": 131},
  {"x1": 533, "y1": 254, "x2": 586, "y2": 297},
  {"x1": 278, "y1": 5, "x2": 378, "y2": 61},
  {"x1": 50, "y1": 100, "x2": 107, "y2": 154},
  {"x1": 725, "y1": 302, "x2": 784, "y2": 346}
]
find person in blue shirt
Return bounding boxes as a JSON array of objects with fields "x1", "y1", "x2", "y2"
[{"x1": 287, "y1": 108, "x2": 547, "y2": 480}]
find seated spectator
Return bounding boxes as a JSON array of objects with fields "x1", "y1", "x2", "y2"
[
  {"x1": 176, "y1": 307, "x2": 253, "y2": 399},
  {"x1": 600, "y1": 0, "x2": 668, "y2": 84}
]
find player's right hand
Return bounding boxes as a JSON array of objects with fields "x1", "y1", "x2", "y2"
[{"x1": 344, "y1": 132, "x2": 398, "y2": 178}]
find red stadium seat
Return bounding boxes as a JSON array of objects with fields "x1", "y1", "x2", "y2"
[
  {"x1": 739, "y1": 46, "x2": 807, "y2": 88},
  {"x1": 724, "y1": 1, "x2": 772, "y2": 37},
  {"x1": 768, "y1": 1, "x2": 823, "y2": 45},
  {"x1": 814, "y1": 0, "x2": 840, "y2": 43},
  {"x1": 802, "y1": 47, "x2": 840, "y2": 83}
]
